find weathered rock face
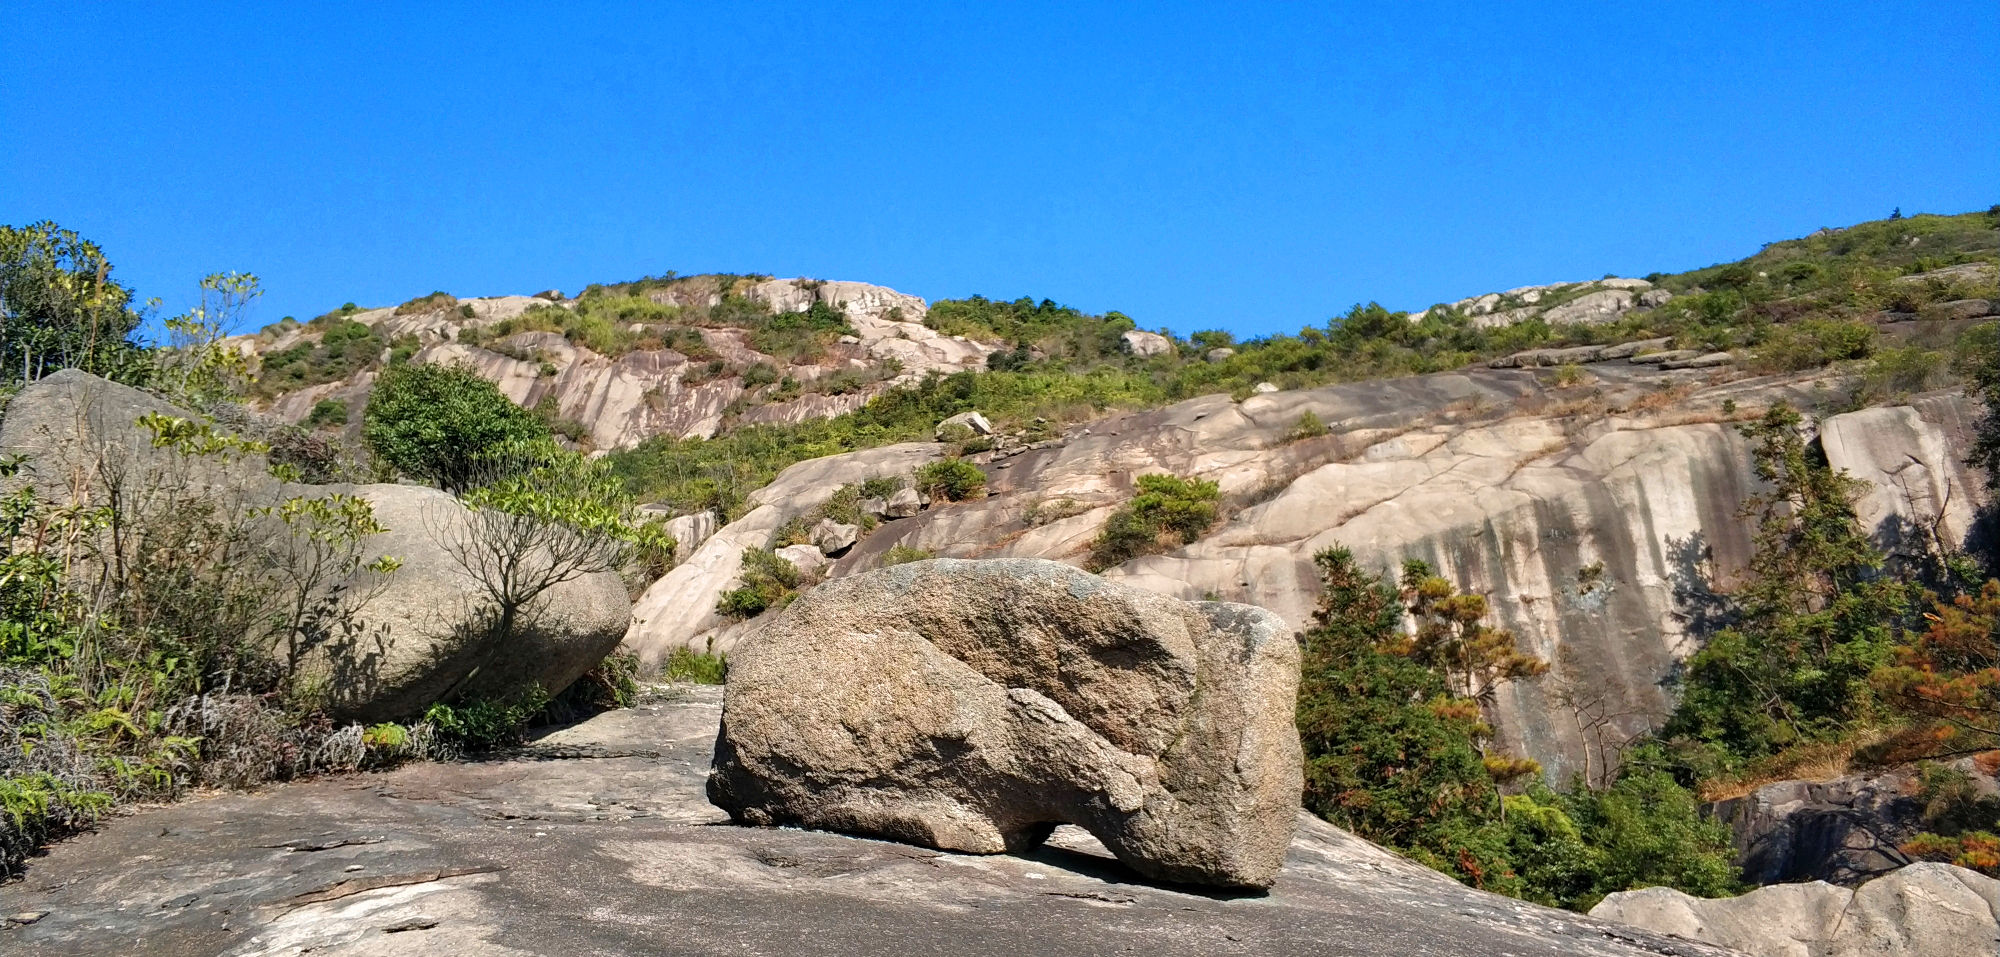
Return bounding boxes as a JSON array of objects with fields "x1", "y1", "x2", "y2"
[
  {"x1": 0, "y1": 368, "x2": 281, "y2": 503},
  {"x1": 1591, "y1": 863, "x2": 2000, "y2": 957},
  {"x1": 1707, "y1": 760, "x2": 1999, "y2": 887},
  {"x1": 651, "y1": 356, "x2": 1989, "y2": 781},
  {"x1": 1445, "y1": 277, "x2": 1663, "y2": 329},
  {"x1": 0, "y1": 687, "x2": 1745, "y2": 957},
  {"x1": 624, "y1": 442, "x2": 942, "y2": 666},
  {"x1": 1709, "y1": 772, "x2": 1921, "y2": 887},
  {"x1": 708, "y1": 558, "x2": 1303, "y2": 889},
  {"x1": 1821, "y1": 395, "x2": 1988, "y2": 568}
]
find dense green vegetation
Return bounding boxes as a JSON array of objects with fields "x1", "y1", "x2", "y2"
[
  {"x1": 1086, "y1": 474, "x2": 1220, "y2": 571},
  {"x1": 1624, "y1": 388, "x2": 2000, "y2": 878},
  {"x1": 362, "y1": 362, "x2": 552, "y2": 492},
  {"x1": 0, "y1": 222, "x2": 152, "y2": 384},
  {"x1": 1297, "y1": 549, "x2": 1741, "y2": 910},
  {"x1": 255, "y1": 318, "x2": 384, "y2": 395}
]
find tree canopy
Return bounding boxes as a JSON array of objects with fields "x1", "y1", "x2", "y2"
[{"x1": 362, "y1": 362, "x2": 552, "y2": 492}]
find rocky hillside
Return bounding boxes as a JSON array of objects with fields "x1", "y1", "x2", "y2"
[
  {"x1": 623, "y1": 353, "x2": 1987, "y2": 783},
  {"x1": 234, "y1": 276, "x2": 995, "y2": 450},
  {"x1": 230, "y1": 209, "x2": 2000, "y2": 786}
]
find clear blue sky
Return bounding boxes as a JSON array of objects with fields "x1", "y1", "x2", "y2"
[{"x1": 4, "y1": 2, "x2": 1995, "y2": 339}]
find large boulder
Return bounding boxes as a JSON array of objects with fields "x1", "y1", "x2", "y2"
[
  {"x1": 663, "y1": 510, "x2": 719, "y2": 561},
  {"x1": 1591, "y1": 862, "x2": 2000, "y2": 957},
  {"x1": 707, "y1": 558, "x2": 1302, "y2": 889},
  {"x1": 300, "y1": 483, "x2": 633, "y2": 722},
  {"x1": 937, "y1": 410, "x2": 993, "y2": 437},
  {"x1": 0, "y1": 370, "x2": 631, "y2": 723},
  {"x1": 1120, "y1": 330, "x2": 1174, "y2": 357},
  {"x1": 811, "y1": 517, "x2": 858, "y2": 555},
  {"x1": 0, "y1": 368, "x2": 279, "y2": 503},
  {"x1": 885, "y1": 486, "x2": 922, "y2": 518}
]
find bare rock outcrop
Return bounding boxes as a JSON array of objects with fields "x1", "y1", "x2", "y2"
[
  {"x1": 707, "y1": 558, "x2": 1303, "y2": 889},
  {"x1": 1707, "y1": 760, "x2": 1998, "y2": 887},
  {"x1": 1449, "y1": 278, "x2": 1660, "y2": 329},
  {"x1": 1591, "y1": 863, "x2": 2000, "y2": 957},
  {"x1": 623, "y1": 442, "x2": 942, "y2": 665},
  {"x1": 1121, "y1": 330, "x2": 1174, "y2": 357},
  {"x1": 1, "y1": 687, "x2": 1745, "y2": 957}
]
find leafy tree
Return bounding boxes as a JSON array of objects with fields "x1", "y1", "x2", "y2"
[
  {"x1": 362, "y1": 362, "x2": 550, "y2": 492},
  {"x1": 1873, "y1": 582, "x2": 2000, "y2": 758},
  {"x1": 157, "y1": 271, "x2": 259, "y2": 405},
  {"x1": 1297, "y1": 549, "x2": 1509, "y2": 857},
  {"x1": 1395, "y1": 559, "x2": 1549, "y2": 704},
  {"x1": 0, "y1": 221, "x2": 149, "y2": 384},
  {"x1": 1663, "y1": 403, "x2": 1913, "y2": 769}
]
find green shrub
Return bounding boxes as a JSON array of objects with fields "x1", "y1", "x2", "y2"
[
  {"x1": 254, "y1": 320, "x2": 383, "y2": 396},
  {"x1": 396, "y1": 291, "x2": 458, "y2": 315},
  {"x1": 537, "y1": 652, "x2": 641, "y2": 723},
  {"x1": 814, "y1": 483, "x2": 879, "y2": 531},
  {"x1": 362, "y1": 362, "x2": 551, "y2": 492},
  {"x1": 742, "y1": 361, "x2": 780, "y2": 387},
  {"x1": 715, "y1": 549, "x2": 800, "y2": 619},
  {"x1": 1857, "y1": 345, "x2": 1948, "y2": 401},
  {"x1": 663, "y1": 647, "x2": 727, "y2": 684},
  {"x1": 859, "y1": 475, "x2": 904, "y2": 499},
  {"x1": 913, "y1": 459, "x2": 987, "y2": 502},
  {"x1": 1753, "y1": 319, "x2": 1875, "y2": 372},
  {"x1": 880, "y1": 545, "x2": 935, "y2": 566},
  {"x1": 305, "y1": 398, "x2": 348, "y2": 428},
  {"x1": 423, "y1": 688, "x2": 549, "y2": 751},
  {"x1": 1087, "y1": 473, "x2": 1219, "y2": 570},
  {"x1": 1284, "y1": 410, "x2": 1329, "y2": 443}
]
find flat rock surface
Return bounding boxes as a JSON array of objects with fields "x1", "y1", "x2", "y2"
[{"x1": 1, "y1": 688, "x2": 1741, "y2": 957}]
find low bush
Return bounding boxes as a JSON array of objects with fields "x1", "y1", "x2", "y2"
[
  {"x1": 715, "y1": 549, "x2": 800, "y2": 619},
  {"x1": 1087, "y1": 473, "x2": 1219, "y2": 570},
  {"x1": 1284, "y1": 410, "x2": 1329, "y2": 443},
  {"x1": 396, "y1": 291, "x2": 458, "y2": 315},
  {"x1": 254, "y1": 320, "x2": 382, "y2": 396},
  {"x1": 423, "y1": 689, "x2": 548, "y2": 751},
  {"x1": 1751, "y1": 318, "x2": 1875, "y2": 372},
  {"x1": 306, "y1": 398, "x2": 348, "y2": 428},
  {"x1": 859, "y1": 475, "x2": 904, "y2": 499},
  {"x1": 663, "y1": 647, "x2": 727, "y2": 684},
  {"x1": 880, "y1": 545, "x2": 935, "y2": 566},
  {"x1": 535, "y1": 653, "x2": 641, "y2": 725},
  {"x1": 914, "y1": 459, "x2": 987, "y2": 501}
]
